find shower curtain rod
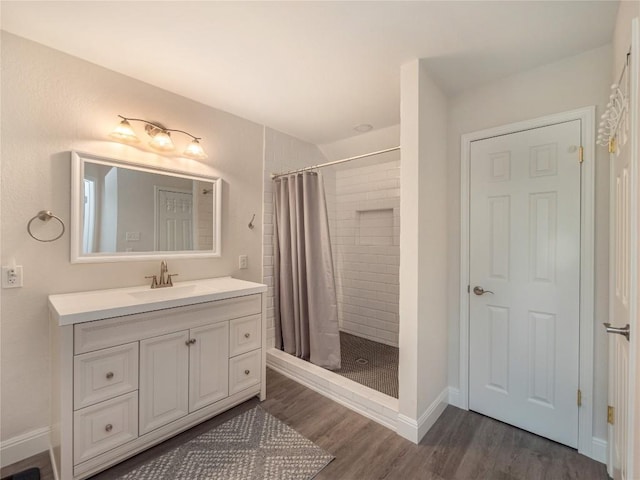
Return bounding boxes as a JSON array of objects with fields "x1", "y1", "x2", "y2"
[{"x1": 271, "y1": 146, "x2": 400, "y2": 179}]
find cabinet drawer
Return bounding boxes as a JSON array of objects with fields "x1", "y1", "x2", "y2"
[
  {"x1": 74, "y1": 392, "x2": 138, "y2": 465},
  {"x1": 229, "y1": 315, "x2": 261, "y2": 357},
  {"x1": 74, "y1": 294, "x2": 262, "y2": 354},
  {"x1": 229, "y1": 350, "x2": 261, "y2": 395},
  {"x1": 74, "y1": 343, "x2": 138, "y2": 410}
]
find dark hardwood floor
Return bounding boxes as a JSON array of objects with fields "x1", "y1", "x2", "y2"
[{"x1": 1, "y1": 368, "x2": 608, "y2": 480}]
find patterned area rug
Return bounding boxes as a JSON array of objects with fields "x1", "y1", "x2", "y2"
[
  {"x1": 116, "y1": 407, "x2": 334, "y2": 480},
  {"x1": 334, "y1": 332, "x2": 399, "y2": 398}
]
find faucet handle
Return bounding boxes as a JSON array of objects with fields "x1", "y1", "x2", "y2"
[
  {"x1": 167, "y1": 274, "x2": 178, "y2": 286},
  {"x1": 145, "y1": 275, "x2": 158, "y2": 289}
]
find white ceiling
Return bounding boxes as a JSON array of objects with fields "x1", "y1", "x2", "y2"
[{"x1": 1, "y1": 1, "x2": 618, "y2": 145}]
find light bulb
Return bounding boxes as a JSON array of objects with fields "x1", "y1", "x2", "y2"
[
  {"x1": 109, "y1": 119, "x2": 139, "y2": 143},
  {"x1": 183, "y1": 139, "x2": 208, "y2": 160},
  {"x1": 149, "y1": 131, "x2": 175, "y2": 152}
]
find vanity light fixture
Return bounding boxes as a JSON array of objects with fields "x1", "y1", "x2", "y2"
[
  {"x1": 109, "y1": 115, "x2": 208, "y2": 159},
  {"x1": 109, "y1": 118, "x2": 139, "y2": 143}
]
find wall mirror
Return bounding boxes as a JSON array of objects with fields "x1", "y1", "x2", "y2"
[{"x1": 71, "y1": 151, "x2": 221, "y2": 263}]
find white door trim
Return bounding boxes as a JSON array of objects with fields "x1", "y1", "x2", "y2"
[{"x1": 459, "y1": 106, "x2": 596, "y2": 458}]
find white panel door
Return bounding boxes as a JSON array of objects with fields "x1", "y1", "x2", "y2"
[
  {"x1": 607, "y1": 26, "x2": 638, "y2": 478},
  {"x1": 609, "y1": 145, "x2": 631, "y2": 480},
  {"x1": 139, "y1": 330, "x2": 189, "y2": 435},
  {"x1": 469, "y1": 120, "x2": 581, "y2": 447},
  {"x1": 156, "y1": 189, "x2": 193, "y2": 251},
  {"x1": 189, "y1": 322, "x2": 229, "y2": 412}
]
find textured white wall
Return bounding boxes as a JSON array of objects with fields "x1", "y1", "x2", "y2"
[
  {"x1": 1, "y1": 32, "x2": 265, "y2": 444},
  {"x1": 262, "y1": 128, "x2": 327, "y2": 348},
  {"x1": 446, "y1": 45, "x2": 613, "y2": 440},
  {"x1": 398, "y1": 60, "x2": 449, "y2": 438}
]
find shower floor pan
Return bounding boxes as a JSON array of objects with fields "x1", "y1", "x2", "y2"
[
  {"x1": 334, "y1": 332, "x2": 398, "y2": 398},
  {"x1": 267, "y1": 347, "x2": 399, "y2": 432}
]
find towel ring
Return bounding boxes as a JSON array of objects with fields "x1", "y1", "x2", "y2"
[{"x1": 27, "y1": 210, "x2": 65, "y2": 242}]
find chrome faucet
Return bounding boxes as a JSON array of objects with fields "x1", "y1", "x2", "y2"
[
  {"x1": 160, "y1": 260, "x2": 168, "y2": 285},
  {"x1": 145, "y1": 260, "x2": 178, "y2": 289}
]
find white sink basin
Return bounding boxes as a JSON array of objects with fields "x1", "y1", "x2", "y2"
[
  {"x1": 128, "y1": 284, "x2": 204, "y2": 300},
  {"x1": 49, "y1": 276, "x2": 267, "y2": 326}
]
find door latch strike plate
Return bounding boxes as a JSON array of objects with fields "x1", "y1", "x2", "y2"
[
  {"x1": 577, "y1": 389, "x2": 582, "y2": 407},
  {"x1": 607, "y1": 405, "x2": 614, "y2": 425}
]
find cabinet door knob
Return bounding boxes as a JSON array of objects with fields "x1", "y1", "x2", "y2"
[
  {"x1": 244, "y1": 369, "x2": 250, "y2": 375},
  {"x1": 244, "y1": 333, "x2": 250, "y2": 338},
  {"x1": 105, "y1": 424, "x2": 113, "y2": 433},
  {"x1": 106, "y1": 372, "x2": 114, "y2": 380}
]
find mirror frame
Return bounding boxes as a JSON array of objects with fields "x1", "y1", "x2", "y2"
[{"x1": 70, "y1": 151, "x2": 222, "y2": 263}]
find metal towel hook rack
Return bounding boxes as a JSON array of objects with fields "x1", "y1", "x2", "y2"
[{"x1": 27, "y1": 210, "x2": 65, "y2": 242}]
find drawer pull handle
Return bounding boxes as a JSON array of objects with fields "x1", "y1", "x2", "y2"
[
  {"x1": 185, "y1": 338, "x2": 197, "y2": 346},
  {"x1": 244, "y1": 333, "x2": 250, "y2": 338},
  {"x1": 105, "y1": 424, "x2": 113, "y2": 433},
  {"x1": 244, "y1": 369, "x2": 250, "y2": 375},
  {"x1": 106, "y1": 372, "x2": 114, "y2": 380}
]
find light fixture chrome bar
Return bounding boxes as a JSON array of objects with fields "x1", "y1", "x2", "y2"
[
  {"x1": 271, "y1": 146, "x2": 400, "y2": 179},
  {"x1": 111, "y1": 115, "x2": 208, "y2": 159},
  {"x1": 117, "y1": 115, "x2": 201, "y2": 140}
]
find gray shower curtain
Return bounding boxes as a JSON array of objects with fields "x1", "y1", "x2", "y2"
[{"x1": 273, "y1": 172, "x2": 341, "y2": 370}]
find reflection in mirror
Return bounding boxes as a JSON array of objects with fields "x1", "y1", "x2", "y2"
[{"x1": 71, "y1": 152, "x2": 221, "y2": 263}]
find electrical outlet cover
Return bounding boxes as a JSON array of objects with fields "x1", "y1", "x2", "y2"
[{"x1": 2, "y1": 265, "x2": 23, "y2": 288}]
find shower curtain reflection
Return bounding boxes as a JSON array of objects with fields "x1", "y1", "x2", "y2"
[{"x1": 273, "y1": 172, "x2": 341, "y2": 370}]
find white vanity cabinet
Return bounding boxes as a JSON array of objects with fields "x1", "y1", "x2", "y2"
[
  {"x1": 139, "y1": 330, "x2": 191, "y2": 435},
  {"x1": 187, "y1": 321, "x2": 230, "y2": 412},
  {"x1": 139, "y1": 321, "x2": 231, "y2": 435},
  {"x1": 49, "y1": 277, "x2": 267, "y2": 480}
]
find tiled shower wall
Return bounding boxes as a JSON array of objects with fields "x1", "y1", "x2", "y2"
[
  {"x1": 327, "y1": 157, "x2": 400, "y2": 347},
  {"x1": 263, "y1": 127, "x2": 327, "y2": 348}
]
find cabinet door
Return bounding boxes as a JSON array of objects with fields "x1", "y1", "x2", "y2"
[
  {"x1": 189, "y1": 322, "x2": 229, "y2": 412},
  {"x1": 139, "y1": 331, "x2": 189, "y2": 435}
]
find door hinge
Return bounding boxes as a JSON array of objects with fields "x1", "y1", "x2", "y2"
[
  {"x1": 578, "y1": 146, "x2": 584, "y2": 163},
  {"x1": 609, "y1": 137, "x2": 616, "y2": 154},
  {"x1": 577, "y1": 389, "x2": 582, "y2": 407},
  {"x1": 608, "y1": 405, "x2": 615, "y2": 424},
  {"x1": 467, "y1": 285, "x2": 470, "y2": 293}
]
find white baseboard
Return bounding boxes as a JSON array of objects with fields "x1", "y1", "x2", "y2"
[
  {"x1": 0, "y1": 427, "x2": 50, "y2": 468},
  {"x1": 397, "y1": 387, "x2": 449, "y2": 444},
  {"x1": 448, "y1": 387, "x2": 462, "y2": 408},
  {"x1": 590, "y1": 437, "x2": 608, "y2": 464}
]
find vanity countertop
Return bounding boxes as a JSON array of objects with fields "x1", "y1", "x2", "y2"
[{"x1": 49, "y1": 276, "x2": 267, "y2": 326}]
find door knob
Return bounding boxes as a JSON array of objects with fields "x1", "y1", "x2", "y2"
[
  {"x1": 473, "y1": 286, "x2": 494, "y2": 296},
  {"x1": 603, "y1": 323, "x2": 630, "y2": 341}
]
